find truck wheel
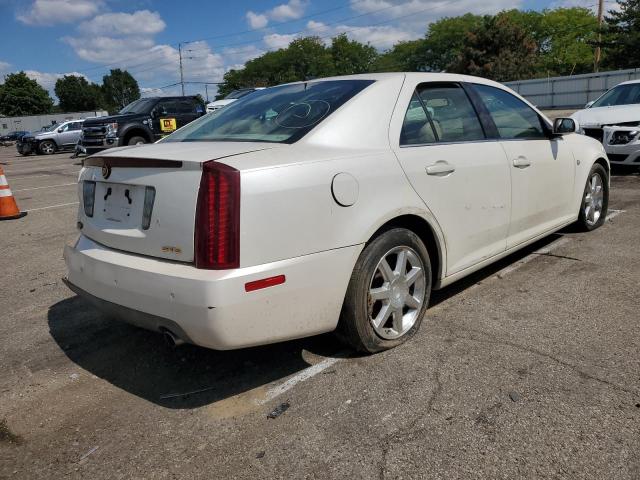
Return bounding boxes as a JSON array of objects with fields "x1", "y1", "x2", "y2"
[
  {"x1": 127, "y1": 136, "x2": 147, "y2": 146},
  {"x1": 337, "y1": 228, "x2": 432, "y2": 353},
  {"x1": 39, "y1": 140, "x2": 56, "y2": 155}
]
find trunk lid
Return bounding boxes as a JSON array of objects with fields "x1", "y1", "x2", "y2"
[{"x1": 78, "y1": 142, "x2": 281, "y2": 262}]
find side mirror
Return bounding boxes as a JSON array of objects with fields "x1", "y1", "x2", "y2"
[
  {"x1": 553, "y1": 117, "x2": 577, "y2": 135},
  {"x1": 585, "y1": 101, "x2": 595, "y2": 108},
  {"x1": 57, "y1": 127, "x2": 64, "y2": 133}
]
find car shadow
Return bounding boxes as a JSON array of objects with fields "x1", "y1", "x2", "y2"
[
  {"x1": 48, "y1": 298, "x2": 344, "y2": 410},
  {"x1": 48, "y1": 232, "x2": 565, "y2": 410}
]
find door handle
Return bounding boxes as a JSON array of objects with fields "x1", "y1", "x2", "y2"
[
  {"x1": 513, "y1": 156, "x2": 531, "y2": 168},
  {"x1": 426, "y1": 161, "x2": 455, "y2": 176}
]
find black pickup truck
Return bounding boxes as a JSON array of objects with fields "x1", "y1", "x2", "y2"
[{"x1": 80, "y1": 96, "x2": 205, "y2": 154}]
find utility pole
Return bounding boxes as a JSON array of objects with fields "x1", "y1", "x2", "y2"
[
  {"x1": 178, "y1": 42, "x2": 185, "y2": 96},
  {"x1": 594, "y1": 0, "x2": 604, "y2": 72},
  {"x1": 205, "y1": 84, "x2": 209, "y2": 102}
]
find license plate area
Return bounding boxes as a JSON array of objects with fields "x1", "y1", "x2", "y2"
[{"x1": 97, "y1": 182, "x2": 144, "y2": 227}]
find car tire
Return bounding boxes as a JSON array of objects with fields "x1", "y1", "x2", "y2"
[
  {"x1": 576, "y1": 163, "x2": 609, "y2": 231},
  {"x1": 338, "y1": 228, "x2": 432, "y2": 353},
  {"x1": 127, "y1": 136, "x2": 147, "y2": 146},
  {"x1": 39, "y1": 140, "x2": 56, "y2": 155}
]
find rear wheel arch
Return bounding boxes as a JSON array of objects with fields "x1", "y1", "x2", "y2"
[{"x1": 366, "y1": 214, "x2": 443, "y2": 289}]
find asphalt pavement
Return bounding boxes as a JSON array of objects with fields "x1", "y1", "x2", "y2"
[{"x1": 0, "y1": 146, "x2": 638, "y2": 479}]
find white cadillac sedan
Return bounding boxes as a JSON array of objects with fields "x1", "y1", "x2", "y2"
[{"x1": 64, "y1": 73, "x2": 609, "y2": 353}]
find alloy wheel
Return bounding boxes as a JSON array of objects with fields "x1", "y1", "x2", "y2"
[
  {"x1": 368, "y1": 246, "x2": 426, "y2": 340},
  {"x1": 583, "y1": 172, "x2": 604, "y2": 226}
]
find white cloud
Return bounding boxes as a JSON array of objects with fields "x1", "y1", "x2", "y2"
[
  {"x1": 0, "y1": 61, "x2": 11, "y2": 78},
  {"x1": 245, "y1": 0, "x2": 309, "y2": 28},
  {"x1": 64, "y1": 10, "x2": 166, "y2": 64},
  {"x1": 348, "y1": 0, "x2": 523, "y2": 35},
  {"x1": 24, "y1": 70, "x2": 90, "y2": 99},
  {"x1": 263, "y1": 33, "x2": 298, "y2": 49},
  {"x1": 77, "y1": 10, "x2": 165, "y2": 36},
  {"x1": 17, "y1": 0, "x2": 103, "y2": 26},
  {"x1": 270, "y1": 0, "x2": 308, "y2": 21},
  {"x1": 246, "y1": 11, "x2": 268, "y2": 29}
]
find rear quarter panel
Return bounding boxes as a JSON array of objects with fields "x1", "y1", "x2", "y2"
[{"x1": 230, "y1": 146, "x2": 443, "y2": 269}]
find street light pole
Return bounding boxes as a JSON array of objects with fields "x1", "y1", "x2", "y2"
[{"x1": 178, "y1": 43, "x2": 185, "y2": 96}]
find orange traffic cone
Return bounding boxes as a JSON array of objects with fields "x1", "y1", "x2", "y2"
[{"x1": 0, "y1": 166, "x2": 27, "y2": 220}]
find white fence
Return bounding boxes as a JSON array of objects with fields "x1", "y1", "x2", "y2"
[
  {"x1": 504, "y1": 68, "x2": 640, "y2": 109},
  {"x1": 0, "y1": 111, "x2": 108, "y2": 134}
]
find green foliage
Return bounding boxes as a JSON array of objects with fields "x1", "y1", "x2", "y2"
[
  {"x1": 101, "y1": 69, "x2": 140, "y2": 112},
  {"x1": 218, "y1": 36, "x2": 376, "y2": 97},
  {"x1": 330, "y1": 34, "x2": 378, "y2": 75},
  {"x1": 54, "y1": 75, "x2": 104, "y2": 112},
  {"x1": 371, "y1": 39, "x2": 427, "y2": 72},
  {"x1": 0, "y1": 72, "x2": 54, "y2": 116},
  {"x1": 604, "y1": 0, "x2": 640, "y2": 69},
  {"x1": 451, "y1": 13, "x2": 539, "y2": 81}
]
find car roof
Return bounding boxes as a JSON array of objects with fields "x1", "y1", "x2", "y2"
[
  {"x1": 281, "y1": 72, "x2": 509, "y2": 91},
  {"x1": 617, "y1": 79, "x2": 640, "y2": 86}
]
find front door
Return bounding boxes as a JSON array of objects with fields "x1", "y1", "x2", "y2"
[
  {"x1": 392, "y1": 82, "x2": 511, "y2": 276},
  {"x1": 471, "y1": 84, "x2": 576, "y2": 248}
]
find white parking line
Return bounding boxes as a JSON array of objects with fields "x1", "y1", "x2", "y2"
[
  {"x1": 25, "y1": 202, "x2": 79, "y2": 212},
  {"x1": 14, "y1": 182, "x2": 76, "y2": 192},
  {"x1": 7, "y1": 171, "x2": 81, "y2": 180},
  {"x1": 258, "y1": 357, "x2": 341, "y2": 405}
]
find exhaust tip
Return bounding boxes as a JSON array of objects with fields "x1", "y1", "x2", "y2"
[{"x1": 162, "y1": 329, "x2": 185, "y2": 348}]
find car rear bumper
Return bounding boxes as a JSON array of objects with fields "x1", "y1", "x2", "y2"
[{"x1": 64, "y1": 234, "x2": 361, "y2": 350}]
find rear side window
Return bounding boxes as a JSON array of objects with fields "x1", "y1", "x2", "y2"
[
  {"x1": 400, "y1": 91, "x2": 437, "y2": 145},
  {"x1": 473, "y1": 84, "x2": 546, "y2": 139},
  {"x1": 416, "y1": 83, "x2": 485, "y2": 143}
]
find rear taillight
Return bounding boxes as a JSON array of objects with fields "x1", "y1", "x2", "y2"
[
  {"x1": 83, "y1": 181, "x2": 95, "y2": 217},
  {"x1": 195, "y1": 161, "x2": 240, "y2": 269}
]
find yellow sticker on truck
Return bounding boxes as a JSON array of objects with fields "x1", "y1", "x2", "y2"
[{"x1": 160, "y1": 118, "x2": 177, "y2": 132}]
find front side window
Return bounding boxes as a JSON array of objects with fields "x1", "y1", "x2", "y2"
[
  {"x1": 163, "y1": 80, "x2": 374, "y2": 144},
  {"x1": 474, "y1": 84, "x2": 546, "y2": 140},
  {"x1": 591, "y1": 83, "x2": 640, "y2": 108},
  {"x1": 416, "y1": 83, "x2": 485, "y2": 143}
]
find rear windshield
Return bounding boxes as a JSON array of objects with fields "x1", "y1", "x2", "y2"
[
  {"x1": 163, "y1": 80, "x2": 374, "y2": 144},
  {"x1": 225, "y1": 89, "x2": 255, "y2": 99}
]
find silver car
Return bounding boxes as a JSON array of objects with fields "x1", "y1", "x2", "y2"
[{"x1": 17, "y1": 120, "x2": 84, "y2": 155}]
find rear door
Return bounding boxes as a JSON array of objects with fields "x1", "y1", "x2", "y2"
[
  {"x1": 58, "y1": 122, "x2": 81, "y2": 147},
  {"x1": 392, "y1": 81, "x2": 511, "y2": 276},
  {"x1": 470, "y1": 84, "x2": 576, "y2": 248}
]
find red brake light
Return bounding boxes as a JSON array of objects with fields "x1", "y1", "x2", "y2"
[{"x1": 195, "y1": 161, "x2": 240, "y2": 269}]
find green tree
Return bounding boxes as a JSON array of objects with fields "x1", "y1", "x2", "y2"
[
  {"x1": 101, "y1": 69, "x2": 140, "y2": 112},
  {"x1": 0, "y1": 72, "x2": 53, "y2": 116},
  {"x1": 371, "y1": 39, "x2": 426, "y2": 72},
  {"x1": 451, "y1": 13, "x2": 538, "y2": 81},
  {"x1": 218, "y1": 36, "x2": 337, "y2": 97},
  {"x1": 330, "y1": 34, "x2": 378, "y2": 75},
  {"x1": 603, "y1": 0, "x2": 640, "y2": 69},
  {"x1": 502, "y1": 8, "x2": 598, "y2": 76},
  {"x1": 54, "y1": 75, "x2": 103, "y2": 112}
]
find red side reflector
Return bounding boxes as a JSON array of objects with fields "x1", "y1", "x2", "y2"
[{"x1": 245, "y1": 275, "x2": 286, "y2": 292}]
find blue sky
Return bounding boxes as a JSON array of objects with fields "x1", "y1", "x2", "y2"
[{"x1": 0, "y1": 0, "x2": 592, "y2": 101}]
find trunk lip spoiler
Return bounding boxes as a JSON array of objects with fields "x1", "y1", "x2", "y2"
[{"x1": 83, "y1": 157, "x2": 184, "y2": 169}]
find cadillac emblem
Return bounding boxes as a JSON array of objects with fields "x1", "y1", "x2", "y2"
[{"x1": 102, "y1": 163, "x2": 111, "y2": 179}]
